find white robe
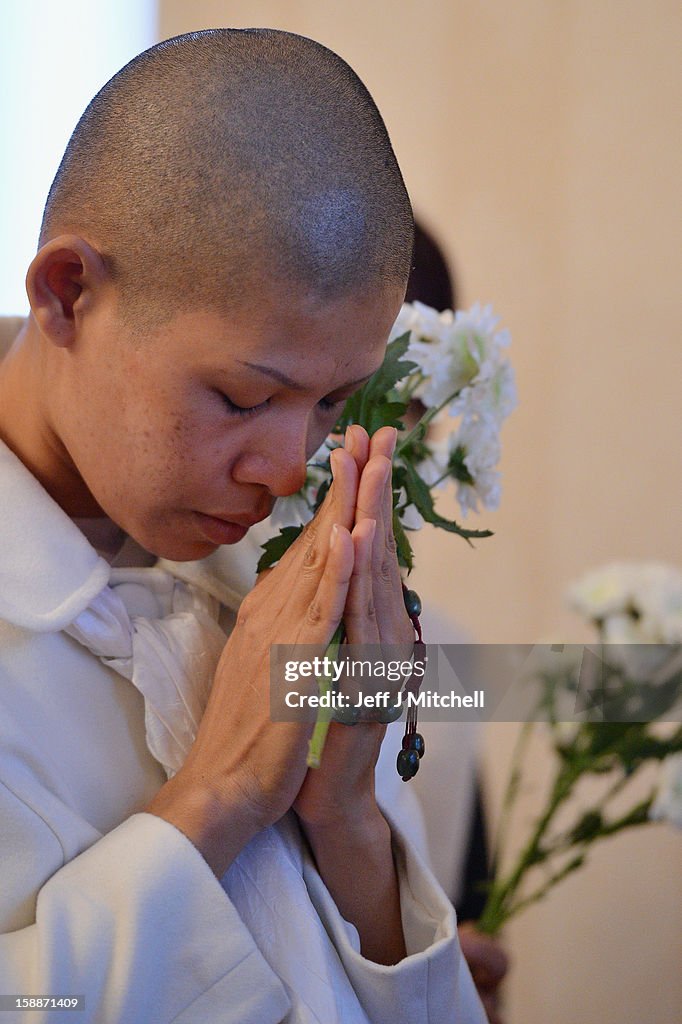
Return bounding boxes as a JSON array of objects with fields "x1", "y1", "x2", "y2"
[{"x1": 0, "y1": 426, "x2": 486, "y2": 1023}]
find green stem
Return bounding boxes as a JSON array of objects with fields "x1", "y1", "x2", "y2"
[
  {"x1": 544, "y1": 766, "x2": 636, "y2": 854},
  {"x1": 490, "y1": 720, "x2": 535, "y2": 874},
  {"x1": 503, "y1": 853, "x2": 586, "y2": 921},
  {"x1": 306, "y1": 623, "x2": 344, "y2": 768},
  {"x1": 394, "y1": 385, "x2": 463, "y2": 458},
  {"x1": 430, "y1": 469, "x2": 451, "y2": 488},
  {"x1": 478, "y1": 761, "x2": 580, "y2": 935},
  {"x1": 494, "y1": 792, "x2": 657, "y2": 929}
]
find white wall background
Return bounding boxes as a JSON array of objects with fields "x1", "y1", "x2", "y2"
[
  {"x1": 156, "y1": 4, "x2": 681, "y2": 1022},
  {"x1": 0, "y1": 0, "x2": 156, "y2": 314},
  {"x1": 3, "y1": 2, "x2": 680, "y2": 1021}
]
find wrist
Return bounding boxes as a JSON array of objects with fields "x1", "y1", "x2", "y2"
[
  {"x1": 299, "y1": 798, "x2": 389, "y2": 847},
  {"x1": 145, "y1": 769, "x2": 265, "y2": 878}
]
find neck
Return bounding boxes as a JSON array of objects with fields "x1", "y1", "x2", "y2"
[{"x1": 0, "y1": 319, "x2": 104, "y2": 516}]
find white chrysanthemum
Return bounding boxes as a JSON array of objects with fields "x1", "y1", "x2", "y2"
[
  {"x1": 416, "y1": 442, "x2": 449, "y2": 489},
  {"x1": 568, "y1": 562, "x2": 682, "y2": 640},
  {"x1": 389, "y1": 301, "x2": 511, "y2": 411},
  {"x1": 455, "y1": 469, "x2": 501, "y2": 518},
  {"x1": 452, "y1": 418, "x2": 502, "y2": 517},
  {"x1": 417, "y1": 418, "x2": 503, "y2": 518},
  {"x1": 567, "y1": 563, "x2": 641, "y2": 622},
  {"x1": 269, "y1": 493, "x2": 312, "y2": 530},
  {"x1": 632, "y1": 564, "x2": 682, "y2": 643},
  {"x1": 450, "y1": 361, "x2": 518, "y2": 426},
  {"x1": 389, "y1": 300, "x2": 454, "y2": 345},
  {"x1": 650, "y1": 752, "x2": 682, "y2": 829}
]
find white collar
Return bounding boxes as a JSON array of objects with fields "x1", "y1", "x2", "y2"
[
  {"x1": 0, "y1": 439, "x2": 111, "y2": 632},
  {"x1": 0, "y1": 437, "x2": 271, "y2": 631}
]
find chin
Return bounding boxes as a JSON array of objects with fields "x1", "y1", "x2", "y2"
[
  {"x1": 125, "y1": 518, "x2": 219, "y2": 562},
  {"x1": 150, "y1": 536, "x2": 221, "y2": 562}
]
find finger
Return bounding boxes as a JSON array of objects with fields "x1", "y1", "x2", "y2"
[
  {"x1": 356, "y1": 454, "x2": 397, "y2": 600},
  {"x1": 368, "y1": 424, "x2": 398, "y2": 462},
  {"x1": 344, "y1": 518, "x2": 380, "y2": 645},
  {"x1": 458, "y1": 924, "x2": 510, "y2": 986},
  {"x1": 344, "y1": 424, "x2": 370, "y2": 477},
  {"x1": 297, "y1": 522, "x2": 355, "y2": 646},
  {"x1": 367, "y1": 426, "x2": 400, "y2": 580},
  {"x1": 266, "y1": 446, "x2": 358, "y2": 602},
  {"x1": 361, "y1": 436, "x2": 413, "y2": 651}
]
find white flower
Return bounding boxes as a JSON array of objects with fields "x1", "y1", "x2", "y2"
[
  {"x1": 455, "y1": 470, "x2": 501, "y2": 518},
  {"x1": 450, "y1": 360, "x2": 518, "y2": 426},
  {"x1": 389, "y1": 300, "x2": 453, "y2": 345},
  {"x1": 568, "y1": 563, "x2": 636, "y2": 621},
  {"x1": 450, "y1": 418, "x2": 502, "y2": 517},
  {"x1": 650, "y1": 752, "x2": 682, "y2": 829},
  {"x1": 389, "y1": 301, "x2": 511, "y2": 411},
  {"x1": 568, "y1": 562, "x2": 682, "y2": 641},
  {"x1": 634, "y1": 564, "x2": 682, "y2": 643}
]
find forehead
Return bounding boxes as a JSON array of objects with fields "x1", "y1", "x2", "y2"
[{"x1": 160, "y1": 284, "x2": 402, "y2": 390}]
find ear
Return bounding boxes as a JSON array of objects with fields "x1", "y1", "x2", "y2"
[{"x1": 25, "y1": 235, "x2": 109, "y2": 348}]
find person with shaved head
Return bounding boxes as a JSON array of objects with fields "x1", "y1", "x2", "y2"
[{"x1": 0, "y1": 29, "x2": 486, "y2": 1024}]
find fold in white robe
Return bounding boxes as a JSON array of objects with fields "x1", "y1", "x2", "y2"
[{"x1": 0, "y1": 320, "x2": 485, "y2": 1024}]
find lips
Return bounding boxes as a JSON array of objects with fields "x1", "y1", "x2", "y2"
[
  {"x1": 193, "y1": 507, "x2": 270, "y2": 546},
  {"x1": 194, "y1": 512, "x2": 250, "y2": 545}
]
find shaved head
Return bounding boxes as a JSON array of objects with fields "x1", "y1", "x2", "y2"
[{"x1": 40, "y1": 29, "x2": 413, "y2": 325}]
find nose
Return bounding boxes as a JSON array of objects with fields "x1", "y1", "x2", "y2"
[{"x1": 231, "y1": 416, "x2": 311, "y2": 498}]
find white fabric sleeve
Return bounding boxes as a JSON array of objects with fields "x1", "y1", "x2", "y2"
[
  {"x1": 0, "y1": 807, "x2": 290, "y2": 1024},
  {"x1": 301, "y1": 806, "x2": 487, "y2": 1024}
]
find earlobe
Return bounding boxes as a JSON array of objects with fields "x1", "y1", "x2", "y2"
[{"x1": 26, "y1": 235, "x2": 108, "y2": 348}]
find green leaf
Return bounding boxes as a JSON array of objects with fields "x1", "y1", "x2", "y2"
[
  {"x1": 257, "y1": 525, "x2": 304, "y2": 572},
  {"x1": 570, "y1": 810, "x2": 603, "y2": 843},
  {"x1": 401, "y1": 459, "x2": 493, "y2": 542},
  {"x1": 336, "y1": 334, "x2": 417, "y2": 432},
  {"x1": 448, "y1": 445, "x2": 475, "y2": 485},
  {"x1": 366, "y1": 402, "x2": 407, "y2": 434},
  {"x1": 313, "y1": 477, "x2": 331, "y2": 514},
  {"x1": 392, "y1": 510, "x2": 414, "y2": 572}
]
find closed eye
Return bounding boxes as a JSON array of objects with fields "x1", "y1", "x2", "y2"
[
  {"x1": 221, "y1": 393, "x2": 343, "y2": 417},
  {"x1": 222, "y1": 394, "x2": 271, "y2": 417},
  {"x1": 318, "y1": 395, "x2": 344, "y2": 412}
]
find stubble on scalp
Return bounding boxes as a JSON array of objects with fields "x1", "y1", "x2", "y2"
[{"x1": 40, "y1": 29, "x2": 414, "y2": 331}]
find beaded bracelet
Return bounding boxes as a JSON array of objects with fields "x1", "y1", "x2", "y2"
[
  {"x1": 329, "y1": 585, "x2": 426, "y2": 780},
  {"x1": 395, "y1": 585, "x2": 426, "y2": 781}
]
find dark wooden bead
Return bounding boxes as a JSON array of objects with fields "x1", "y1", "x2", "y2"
[
  {"x1": 331, "y1": 702, "x2": 359, "y2": 726},
  {"x1": 396, "y1": 747, "x2": 420, "y2": 781},
  {"x1": 376, "y1": 698, "x2": 404, "y2": 723},
  {"x1": 403, "y1": 588, "x2": 422, "y2": 618},
  {"x1": 408, "y1": 732, "x2": 425, "y2": 758}
]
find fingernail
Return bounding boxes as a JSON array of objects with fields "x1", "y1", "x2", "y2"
[
  {"x1": 389, "y1": 426, "x2": 398, "y2": 455},
  {"x1": 345, "y1": 426, "x2": 354, "y2": 454},
  {"x1": 330, "y1": 524, "x2": 339, "y2": 550}
]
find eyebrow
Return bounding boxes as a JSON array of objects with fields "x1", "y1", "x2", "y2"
[{"x1": 237, "y1": 359, "x2": 374, "y2": 393}]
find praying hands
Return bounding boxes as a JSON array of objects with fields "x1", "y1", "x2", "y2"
[{"x1": 147, "y1": 424, "x2": 414, "y2": 965}]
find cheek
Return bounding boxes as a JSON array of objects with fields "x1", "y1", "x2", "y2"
[{"x1": 158, "y1": 406, "x2": 238, "y2": 487}]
